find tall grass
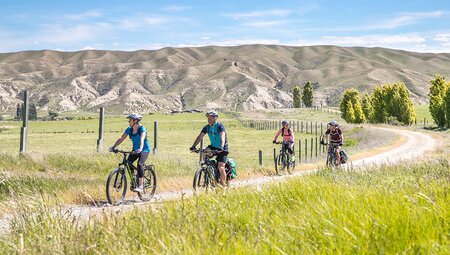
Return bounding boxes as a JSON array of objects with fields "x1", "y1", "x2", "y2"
[{"x1": 1, "y1": 160, "x2": 448, "y2": 254}]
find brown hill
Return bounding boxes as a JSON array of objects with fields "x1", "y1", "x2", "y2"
[{"x1": 1, "y1": 45, "x2": 449, "y2": 113}]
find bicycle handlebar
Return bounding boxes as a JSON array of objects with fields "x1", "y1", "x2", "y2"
[
  {"x1": 111, "y1": 149, "x2": 136, "y2": 155},
  {"x1": 190, "y1": 148, "x2": 221, "y2": 155}
]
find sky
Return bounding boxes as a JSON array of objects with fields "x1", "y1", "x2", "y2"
[{"x1": 0, "y1": 0, "x2": 449, "y2": 53}]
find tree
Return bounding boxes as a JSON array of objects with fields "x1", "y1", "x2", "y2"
[
  {"x1": 302, "y1": 81, "x2": 313, "y2": 107},
  {"x1": 340, "y1": 88, "x2": 364, "y2": 123},
  {"x1": 293, "y1": 86, "x2": 302, "y2": 108},
  {"x1": 353, "y1": 99, "x2": 365, "y2": 124},
  {"x1": 29, "y1": 104, "x2": 38, "y2": 120},
  {"x1": 429, "y1": 74, "x2": 448, "y2": 128},
  {"x1": 444, "y1": 88, "x2": 450, "y2": 128},
  {"x1": 16, "y1": 103, "x2": 23, "y2": 120},
  {"x1": 48, "y1": 110, "x2": 59, "y2": 121},
  {"x1": 371, "y1": 86, "x2": 386, "y2": 123},
  {"x1": 345, "y1": 101, "x2": 355, "y2": 123},
  {"x1": 361, "y1": 93, "x2": 374, "y2": 122},
  {"x1": 395, "y1": 82, "x2": 416, "y2": 125}
]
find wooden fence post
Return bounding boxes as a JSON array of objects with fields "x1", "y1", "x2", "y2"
[
  {"x1": 96, "y1": 107, "x2": 105, "y2": 152},
  {"x1": 299, "y1": 140, "x2": 302, "y2": 163},
  {"x1": 19, "y1": 91, "x2": 29, "y2": 153},
  {"x1": 259, "y1": 150, "x2": 263, "y2": 166},
  {"x1": 153, "y1": 121, "x2": 158, "y2": 154}
]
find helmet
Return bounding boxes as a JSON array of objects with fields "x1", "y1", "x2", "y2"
[
  {"x1": 127, "y1": 113, "x2": 142, "y2": 121},
  {"x1": 281, "y1": 120, "x2": 288, "y2": 126},
  {"x1": 329, "y1": 120, "x2": 339, "y2": 127},
  {"x1": 205, "y1": 110, "x2": 218, "y2": 117}
]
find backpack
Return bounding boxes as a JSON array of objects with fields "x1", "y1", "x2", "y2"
[
  {"x1": 210, "y1": 158, "x2": 237, "y2": 180},
  {"x1": 340, "y1": 149, "x2": 348, "y2": 164},
  {"x1": 281, "y1": 127, "x2": 292, "y2": 136}
]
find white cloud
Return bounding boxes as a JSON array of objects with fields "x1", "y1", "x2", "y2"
[
  {"x1": 64, "y1": 11, "x2": 102, "y2": 21},
  {"x1": 319, "y1": 34, "x2": 426, "y2": 45},
  {"x1": 224, "y1": 9, "x2": 291, "y2": 20},
  {"x1": 37, "y1": 23, "x2": 112, "y2": 44},
  {"x1": 162, "y1": 5, "x2": 191, "y2": 12},
  {"x1": 200, "y1": 36, "x2": 211, "y2": 40},
  {"x1": 118, "y1": 16, "x2": 174, "y2": 30},
  {"x1": 241, "y1": 20, "x2": 291, "y2": 28},
  {"x1": 434, "y1": 33, "x2": 450, "y2": 43}
]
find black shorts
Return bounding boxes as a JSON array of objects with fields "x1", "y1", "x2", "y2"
[{"x1": 207, "y1": 145, "x2": 229, "y2": 163}]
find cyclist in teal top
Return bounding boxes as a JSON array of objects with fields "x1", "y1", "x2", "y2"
[
  {"x1": 109, "y1": 113, "x2": 150, "y2": 193},
  {"x1": 190, "y1": 110, "x2": 229, "y2": 186}
]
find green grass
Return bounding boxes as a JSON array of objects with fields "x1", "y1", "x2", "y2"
[
  {"x1": 1, "y1": 161, "x2": 448, "y2": 254},
  {"x1": 414, "y1": 104, "x2": 433, "y2": 124},
  {"x1": 0, "y1": 110, "x2": 398, "y2": 208}
]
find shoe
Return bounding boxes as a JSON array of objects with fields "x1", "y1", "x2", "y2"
[{"x1": 134, "y1": 186, "x2": 144, "y2": 193}]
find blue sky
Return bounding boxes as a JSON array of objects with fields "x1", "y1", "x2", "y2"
[{"x1": 0, "y1": 0, "x2": 449, "y2": 53}]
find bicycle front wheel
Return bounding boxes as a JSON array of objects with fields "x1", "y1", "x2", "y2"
[
  {"x1": 137, "y1": 165, "x2": 157, "y2": 202},
  {"x1": 287, "y1": 153, "x2": 294, "y2": 174},
  {"x1": 106, "y1": 166, "x2": 127, "y2": 205},
  {"x1": 275, "y1": 153, "x2": 286, "y2": 175}
]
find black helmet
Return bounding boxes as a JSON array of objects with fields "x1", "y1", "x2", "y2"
[
  {"x1": 329, "y1": 120, "x2": 339, "y2": 127},
  {"x1": 281, "y1": 120, "x2": 288, "y2": 126}
]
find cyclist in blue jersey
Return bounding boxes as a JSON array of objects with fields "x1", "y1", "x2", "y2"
[
  {"x1": 190, "y1": 110, "x2": 229, "y2": 186},
  {"x1": 109, "y1": 113, "x2": 151, "y2": 193}
]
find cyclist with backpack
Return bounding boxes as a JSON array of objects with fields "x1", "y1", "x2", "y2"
[
  {"x1": 190, "y1": 110, "x2": 229, "y2": 186},
  {"x1": 109, "y1": 113, "x2": 150, "y2": 193},
  {"x1": 321, "y1": 121, "x2": 344, "y2": 165},
  {"x1": 273, "y1": 120, "x2": 295, "y2": 162}
]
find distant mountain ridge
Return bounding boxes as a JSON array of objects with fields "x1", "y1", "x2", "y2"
[{"x1": 1, "y1": 45, "x2": 449, "y2": 113}]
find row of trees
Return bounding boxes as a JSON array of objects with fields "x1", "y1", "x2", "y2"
[
  {"x1": 293, "y1": 81, "x2": 313, "y2": 108},
  {"x1": 340, "y1": 82, "x2": 416, "y2": 125},
  {"x1": 429, "y1": 74, "x2": 450, "y2": 128},
  {"x1": 16, "y1": 103, "x2": 38, "y2": 120}
]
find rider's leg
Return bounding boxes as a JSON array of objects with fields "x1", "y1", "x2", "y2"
[
  {"x1": 137, "y1": 152, "x2": 150, "y2": 188},
  {"x1": 216, "y1": 153, "x2": 228, "y2": 186}
]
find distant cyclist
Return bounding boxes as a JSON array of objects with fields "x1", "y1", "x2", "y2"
[
  {"x1": 109, "y1": 113, "x2": 150, "y2": 193},
  {"x1": 322, "y1": 121, "x2": 344, "y2": 165},
  {"x1": 190, "y1": 110, "x2": 229, "y2": 186},
  {"x1": 273, "y1": 120, "x2": 295, "y2": 161}
]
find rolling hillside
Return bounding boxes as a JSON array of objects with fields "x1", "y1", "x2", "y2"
[{"x1": 1, "y1": 45, "x2": 449, "y2": 113}]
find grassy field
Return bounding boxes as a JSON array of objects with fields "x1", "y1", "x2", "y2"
[
  {"x1": 1, "y1": 161, "x2": 448, "y2": 254},
  {"x1": 0, "y1": 110, "x2": 399, "y2": 211},
  {"x1": 414, "y1": 104, "x2": 433, "y2": 125}
]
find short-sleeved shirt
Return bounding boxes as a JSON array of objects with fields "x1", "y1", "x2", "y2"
[
  {"x1": 124, "y1": 125, "x2": 151, "y2": 152},
  {"x1": 201, "y1": 122, "x2": 228, "y2": 151},
  {"x1": 325, "y1": 128, "x2": 342, "y2": 143}
]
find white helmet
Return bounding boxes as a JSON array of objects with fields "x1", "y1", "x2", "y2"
[
  {"x1": 127, "y1": 113, "x2": 142, "y2": 121},
  {"x1": 205, "y1": 110, "x2": 218, "y2": 117}
]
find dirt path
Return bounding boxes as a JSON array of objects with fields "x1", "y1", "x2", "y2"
[{"x1": 0, "y1": 126, "x2": 438, "y2": 236}]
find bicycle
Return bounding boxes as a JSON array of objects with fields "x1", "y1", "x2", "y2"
[
  {"x1": 274, "y1": 141, "x2": 295, "y2": 175},
  {"x1": 321, "y1": 141, "x2": 341, "y2": 167},
  {"x1": 191, "y1": 148, "x2": 232, "y2": 193},
  {"x1": 106, "y1": 149, "x2": 157, "y2": 205}
]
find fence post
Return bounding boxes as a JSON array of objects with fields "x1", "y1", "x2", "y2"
[
  {"x1": 310, "y1": 137, "x2": 313, "y2": 161},
  {"x1": 259, "y1": 150, "x2": 263, "y2": 166},
  {"x1": 305, "y1": 138, "x2": 308, "y2": 163},
  {"x1": 301, "y1": 121, "x2": 304, "y2": 133},
  {"x1": 315, "y1": 122, "x2": 318, "y2": 135},
  {"x1": 153, "y1": 121, "x2": 158, "y2": 154},
  {"x1": 315, "y1": 136, "x2": 318, "y2": 158},
  {"x1": 299, "y1": 140, "x2": 302, "y2": 163},
  {"x1": 310, "y1": 121, "x2": 313, "y2": 134},
  {"x1": 199, "y1": 139, "x2": 203, "y2": 165},
  {"x1": 96, "y1": 107, "x2": 105, "y2": 152},
  {"x1": 306, "y1": 121, "x2": 308, "y2": 134},
  {"x1": 19, "y1": 91, "x2": 29, "y2": 153}
]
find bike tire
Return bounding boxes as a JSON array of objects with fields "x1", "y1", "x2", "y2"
[
  {"x1": 287, "y1": 153, "x2": 294, "y2": 174},
  {"x1": 276, "y1": 152, "x2": 287, "y2": 175},
  {"x1": 106, "y1": 166, "x2": 127, "y2": 205},
  {"x1": 137, "y1": 165, "x2": 157, "y2": 202},
  {"x1": 193, "y1": 168, "x2": 208, "y2": 193}
]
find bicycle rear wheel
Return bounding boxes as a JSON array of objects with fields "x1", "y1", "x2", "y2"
[
  {"x1": 137, "y1": 165, "x2": 157, "y2": 202},
  {"x1": 106, "y1": 166, "x2": 127, "y2": 205}
]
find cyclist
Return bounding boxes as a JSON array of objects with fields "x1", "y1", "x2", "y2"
[
  {"x1": 322, "y1": 121, "x2": 344, "y2": 165},
  {"x1": 273, "y1": 120, "x2": 295, "y2": 162},
  {"x1": 109, "y1": 113, "x2": 151, "y2": 193},
  {"x1": 190, "y1": 110, "x2": 229, "y2": 186}
]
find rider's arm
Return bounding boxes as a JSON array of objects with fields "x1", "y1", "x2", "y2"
[
  {"x1": 139, "y1": 130, "x2": 146, "y2": 151},
  {"x1": 273, "y1": 129, "x2": 282, "y2": 141},
  {"x1": 192, "y1": 132, "x2": 206, "y2": 148},
  {"x1": 112, "y1": 132, "x2": 127, "y2": 148},
  {"x1": 339, "y1": 130, "x2": 344, "y2": 144}
]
